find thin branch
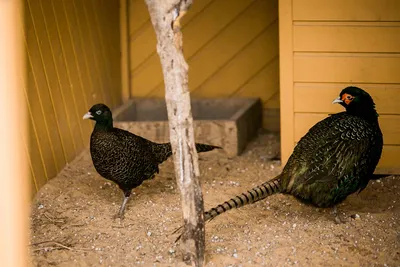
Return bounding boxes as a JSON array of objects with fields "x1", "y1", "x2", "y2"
[
  {"x1": 30, "y1": 241, "x2": 92, "y2": 252},
  {"x1": 43, "y1": 212, "x2": 66, "y2": 224}
]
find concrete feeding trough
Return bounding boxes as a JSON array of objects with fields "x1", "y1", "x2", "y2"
[{"x1": 113, "y1": 98, "x2": 262, "y2": 157}]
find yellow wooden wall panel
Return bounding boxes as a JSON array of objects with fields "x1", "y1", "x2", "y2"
[
  {"x1": 162, "y1": 0, "x2": 277, "y2": 96},
  {"x1": 129, "y1": 0, "x2": 214, "y2": 73},
  {"x1": 193, "y1": 20, "x2": 279, "y2": 97},
  {"x1": 294, "y1": 54, "x2": 400, "y2": 84},
  {"x1": 294, "y1": 113, "x2": 400, "y2": 145},
  {"x1": 22, "y1": 139, "x2": 38, "y2": 196},
  {"x1": 293, "y1": 0, "x2": 400, "y2": 21},
  {"x1": 23, "y1": 92, "x2": 48, "y2": 190},
  {"x1": 27, "y1": 0, "x2": 77, "y2": 163},
  {"x1": 131, "y1": 0, "x2": 258, "y2": 97},
  {"x1": 18, "y1": 8, "x2": 46, "y2": 193},
  {"x1": 62, "y1": 0, "x2": 97, "y2": 108},
  {"x1": 188, "y1": 0, "x2": 278, "y2": 94},
  {"x1": 129, "y1": 0, "x2": 214, "y2": 38},
  {"x1": 129, "y1": 24, "x2": 156, "y2": 72},
  {"x1": 25, "y1": 6, "x2": 63, "y2": 177},
  {"x1": 72, "y1": 0, "x2": 107, "y2": 104},
  {"x1": 95, "y1": 0, "x2": 122, "y2": 106},
  {"x1": 40, "y1": 1, "x2": 85, "y2": 154},
  {"x1": 265, "y1": 92, "x2": 280, "y2": 109},
  {"x1": 28, "y1": 167, "x2": 37, "y2": 199},
  {"x1": 20, "y1": 106, "x2": 38, "y2": 195},
  {"x1": 51, "y1": 1, "x2": 91, "y2": 143},
  {"x1": 25, "y1": 0, "x2": 121, "y2": 194},
  {"x1": 129, "y1": 0, "x2": 149, "y2": 35},
  {"x1": 84, "y1": 1, "x2": 116, "y2": 107},
  {"x1": 92, "y1": 0, "x2": 121, "y2": 107},
  {"x1": 129, "y1": 0, "x2": 280, "y2": 130},
  {"x1": 378, "y1": 116, "x2": 400, "y2": 146},
  {"x1": 293, "y1": 23, "x2": 400, "y2": 53},
  {"x1": 81, "y1": 0, "x2": 111, "y2": 105},
  {"x1": 120, "y1": 0, "x2": 130, "y2": 101},
  {"x1": 181, "y1": 0, "x2": 253, "y2": 61},
  {"x1": 234, "y1": 58, "x2": 279, "y2": 105},
  {"x1": 132, "y1": 60, "x2": 163, "y2": 97},
  {"x1": 294, "y1": 83, "x2": 400, "y2": 114},
  {"x1": 378, "y1": 145, "x2": 400, "y2": 170}
]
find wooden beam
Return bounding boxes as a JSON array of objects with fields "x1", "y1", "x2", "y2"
[
  {"x1": 279, "y1": 0, "x2": 295, "y2": 165},
  {"x1": 0, "y1": 0, "x2": 29, "y2": 266}
]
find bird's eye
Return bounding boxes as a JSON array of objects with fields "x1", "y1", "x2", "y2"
[
  {"x1": 346, "y1": 95, "x2": 353, "y2": 100},
  {"x1": 96, "y1": 110, "x2": 102, "y2": 115}
]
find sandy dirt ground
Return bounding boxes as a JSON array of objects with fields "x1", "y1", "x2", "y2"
[{"x1": 29, "y1": 133, "x2": 400, "y2": 266}]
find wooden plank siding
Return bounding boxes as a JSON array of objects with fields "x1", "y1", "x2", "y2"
[
  {"x1": 24, "y1": 0, "x2": 122, "y2": 195},
  {"x1": 129, "y1": 0, "x2": 280, "y2": 131},
  {"x1": 280, "y1": 0, "x2": 400, "y2": 172}
]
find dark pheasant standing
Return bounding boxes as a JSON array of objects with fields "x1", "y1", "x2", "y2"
[
  {"x1": 83, "y1": 103, "x2": 221, "y2": 219},
  {"x1": 175, "y1": 86, "x2": 383, "y2": 239}
]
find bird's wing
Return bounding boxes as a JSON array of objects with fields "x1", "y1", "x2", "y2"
[
  {"x1": 113, "y1": 127, "x2": 160, "y2": 166},
  {"x1": 288, "y1": 115, "x2": 376, "y2": 187},
  {"x1": 113, "y1": 128, "x2": 155, "y2": 152}
]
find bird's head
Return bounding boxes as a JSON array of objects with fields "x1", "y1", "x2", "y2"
[
  {"x1": 332, "y1": 86, "x2": 378, "y2": 118},
  {"x1": 83, "y1": 103, "x2": 113, "y2": 128}
]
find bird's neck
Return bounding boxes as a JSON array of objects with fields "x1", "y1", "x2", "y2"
[
  {"x1": 94, "y1": 120, "x2": 113, "y2": 131},
  {"x1": 347, "y1": 107, "x2": 379, "y2": 122}
]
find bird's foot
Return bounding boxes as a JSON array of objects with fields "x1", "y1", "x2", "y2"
[
  {"x1": 334, "y1": 214, "x2": 348, "y2": 224},
  {"x1": 332, "y1": 206, "x2": 348, "y2": 224},
  {"x1": 113, "y1": 212, "x2": 125, "y2": 221}
]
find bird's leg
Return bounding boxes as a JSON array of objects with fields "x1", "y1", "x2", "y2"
[
  {"x1": 114, "y1": 190, "x2": 131, "y2": 220},
  {"x1": 332, "y1": 205, "x2": 348, "y2": 224},
  {"x1": 333, "y1": 206, "x2": 341, "y2": 224}
]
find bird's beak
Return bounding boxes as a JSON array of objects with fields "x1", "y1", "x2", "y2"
[
  {"x1": 83, "y1": 112, "x2": 93, "y2": 120},
  {"x1": 332, "y1": 97, "x2": 343, "y2": 104}
]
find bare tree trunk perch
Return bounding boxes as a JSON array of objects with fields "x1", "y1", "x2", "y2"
[{"x1": 144, "y1": 0, "x2": 205, "y2": 266}]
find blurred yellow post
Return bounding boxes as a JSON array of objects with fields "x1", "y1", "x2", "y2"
[
  {"x1": 0, "y1": 0, "x2": 29, "y2": 266},
  {"x1": 120, "y1": 0, "x2": 131, "y2": 102}
]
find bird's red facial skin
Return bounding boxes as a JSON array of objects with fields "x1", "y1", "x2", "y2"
[{"x1": 342, "y1": 93, "x2": 354, "y2": 105}]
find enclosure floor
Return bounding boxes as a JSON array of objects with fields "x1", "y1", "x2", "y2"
[{"x1": 29, "y1": 133, "x2": 400, "y2": 266}]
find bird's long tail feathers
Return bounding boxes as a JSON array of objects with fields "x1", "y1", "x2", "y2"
[
  {"x1": 154, "y1": 143, "x2": 221, "y2": 164},
  {"x1": 173, "y1": 175, "x2": 281, "y2": 242},
  {"x1": 204, "y1": 175, "x2": 281, "y2": 222},
  {"x1": 195, "y1": 143, "x2": 222, "y2": 153}
]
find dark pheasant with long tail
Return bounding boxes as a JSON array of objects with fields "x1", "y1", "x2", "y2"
[
  {"x1": 83, "y1": 103, "x2": 221, "y2": 219},
  {"x1": 175, "y1": 86, "x2": 383, "y2": 241}
]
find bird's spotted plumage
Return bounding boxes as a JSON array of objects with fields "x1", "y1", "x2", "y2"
[
  {"x1": 83, "y1": 103, "x2": 221, "y2": 218},
  {"x1": 175, "y1": 86, "x2": 383, "y2": 240},
  {"x1": 281, "y1": 110, "x2": 382, "y2": 207}
]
